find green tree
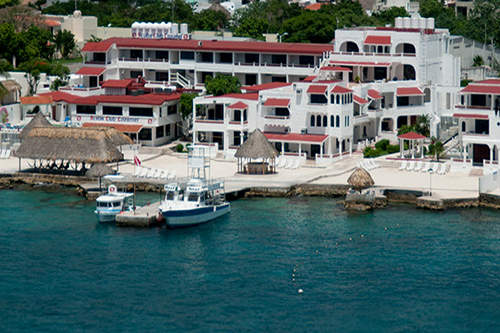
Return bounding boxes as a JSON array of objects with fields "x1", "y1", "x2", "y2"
[
  {"x1": 179, "y1": 92, "x2": 198, "y2": 138},
  {"x1": 428, "y1": 137, "x2": 444, "y2": 161},
  {"x1": 205, "y1": 74, "x2": 241, "y2": 96},
  {"x1": 472, "y1": 55, "x2": 484, "y2": 67},
  {"x1": 191, "y1": 9, "x2": 229, "y2": 31},
  {"x1": 53, "y1": 29, "x2": 75, "y2": 58},
  {"x1": 372, "y1": 7, "x2": 409, "y2": 25},
  {"x1": 0, "y1": 0, "x2": 19, "y2": 9},
  {"x1": 18, "y1": 58, "x2": 69, "y2": 95}
]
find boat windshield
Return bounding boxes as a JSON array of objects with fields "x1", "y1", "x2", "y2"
[
  {"x1": 187, "y1": 193, "x2": 199, "y2": 202},
  {"x1": 166, "y1": 191, "x2": 175, "y2": 201},
  {"x1": 97, "y1": 201, "x2": 121, "y2": 208}
]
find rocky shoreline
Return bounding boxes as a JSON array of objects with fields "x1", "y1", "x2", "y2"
[{"x1": 1, "y1": 172, "x2": 499, "y2": 211}]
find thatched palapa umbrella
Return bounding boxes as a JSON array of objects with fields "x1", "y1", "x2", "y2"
[
  {"x1": 86, "y1": 163, "x2": 114, "y2": 190},
  {"x1": 347, "y1": 167, "x2": 375, "y2": 191},
  {"x1": 20, "y1": 111, "x2": 52, "y2": 140},
  {"x1": 234, "y1": 129, "x2": 278, "y2": 174}
]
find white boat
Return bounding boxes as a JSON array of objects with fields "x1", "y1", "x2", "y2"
[
  {"x1": 95, "y1": 184, "x2": 134, "y2": 222},
  {"x1": 159, "y1": 145, "x2": 230, "y2": 228}
]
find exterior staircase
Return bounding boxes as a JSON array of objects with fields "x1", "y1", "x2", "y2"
[{"x1": 169, "y1": 72, "x2": 192, "y2": 89}]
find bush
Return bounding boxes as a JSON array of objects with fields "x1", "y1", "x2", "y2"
[
  {"x1": 176, "y1": 143, "x2": 184, "y2": 152},
  {"x1": 374, "y1": 139, "x2": 390, "y2": 151},
  {"x1": 387, "y1": 144, "x2": 400, "y2": 154}
]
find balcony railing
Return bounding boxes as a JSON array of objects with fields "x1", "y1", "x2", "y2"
[
  {"x1": 264, "y1": 115, "x2": 289, "y2": 120},
  {"x1": 195, "y1": 118, "x2": 224, "y2": 124},
  {"x1": 455, "y1": 105, "x2": 491, "y2": 110},
  {"x1": 332, "y1": 51, "x2": 416, "y2": 57},
  {"x1": 228, "y1": 120, "x2": 248, "y2": 125}
]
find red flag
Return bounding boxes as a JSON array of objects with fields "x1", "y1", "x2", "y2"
[{"x1": 134, "y1": 155, "x2": 141, "y2": 166}]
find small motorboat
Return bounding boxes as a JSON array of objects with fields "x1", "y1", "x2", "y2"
[{"x1": 95, "y1": 184, "x2": 134, "y2": 222}]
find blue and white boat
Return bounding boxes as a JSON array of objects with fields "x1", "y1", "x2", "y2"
[
  {"x1": 159, "y1": 146, "x2": 230, "y2": 228},
  {"x1": 95, "y1": 184, "x2": 134, "y2": 223}
]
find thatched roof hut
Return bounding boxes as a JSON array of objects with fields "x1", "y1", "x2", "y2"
[
  {"x1": 15, "y1": 127, "x2": 124, "y2": 163},
  {"x1": 20, "y1": 112, "x2": 52, "y2": 139},
  {"x1": 235, "y1": 129, "x2": 278, "y2": 159},
  {"x1": 84, "y1": 127, "x2": 133, "y2": 146},
  {"x1": 235, "y1": 129, "x2": 278, "y2": 174},
  {"x1": 347, "y1": 167, "x2": 375, "y2": 190}
]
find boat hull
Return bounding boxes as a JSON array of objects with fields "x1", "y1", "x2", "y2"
[
  {"x1": 95, "y1": 209, "x2": 120, "y2": 223},
  {"x1": 162, "y1": 203, "x2": 230, "y2": 228}
]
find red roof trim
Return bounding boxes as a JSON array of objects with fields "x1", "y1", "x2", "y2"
[
  {"x1": 227, "y1": 101, "x2": 248, "y2": 109},
  {"x1": 264, "y1": 132, "x2": 328, "y2": 143},
  {"x1": 307, "y1": 85, "x2": 327, "y2": 94},
  {"x1": 368, "y1": 89, "x2": 382, "y2": 99},
  {"x1": 330, "y1": 60, "x2": 391, "y2": 67},
  {"x1": 364, "y1": 35, "x2": 391, "y2": 45},
  {"x1": 461, "y1": 85, "x2": 500, "y2": 94},
  {"x1": 38, "y1": 91, "x2": 80, "y2": 103},
  {"x1": 72, "y1": 93, "x2": 181, "y2": 106},
  {"x1": 396, "y1": 87, "x2": 424, "y2": 96},
  {"x1": 205, "y1": 93, "x2": 259, "y2": 101},
  {"x1": 82, "y1": 38, "x2": 332, "y2": 55},
  {"x1": 398, "y1": 131, "x2": 426, "y2": 140},
  {"x1": 101, "y1": 79, "x2": 135, "y2": 89},
  {"x1": 354, "y1": 95, "x2": 369, "y2": 104},
  {"x1": 263, "y1": 98, "x2": 290, "y2": 107},
  {"x1": 453, "y1": 113, "x2": 489, "y2": 119},
  {"x1": 76, "y1": 67, "x2": 106, "y2": 76},
  {"x1": 330, "y1": 85, "x2": 352, "y2": 94},
  {"x1": 301, "y1": 76, "x2": 317, "y2": 82},
  {"x1": 319, "y1": 66, "x2": 352, "y2": 72}
]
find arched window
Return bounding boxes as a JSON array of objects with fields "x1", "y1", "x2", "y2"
[
  {"x1": 336, "y1": 95, "x2": 340, "y2": 104},
  {"x1": 331, "y1": 94, "x2": 335, "y2": 104},
  {"x1": 323, "y1": 115, "x2": 327, "y2": 127},
  {"x1": 336, "y1": 115, "x2": 340, "y2": 127},
  {"x1": 330, "y1": 115, "x2": 334, "y2": 127},
  {"x1": 316, "y1": 115, "x2": 322, "y2": 127},
  {"x1": 462, "y1": 121, "x2": 466, "y2": 132},
  {"x1": 424, "y1": 88, "x2": 431, "y2": 103},
  {"x1": 310, "y1": 115, "x2": 315, "y2": 127}
]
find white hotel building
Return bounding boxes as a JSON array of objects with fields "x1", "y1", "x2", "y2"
[{"x1": 193, "y1": 16, "x2": 462, "y2": 159}]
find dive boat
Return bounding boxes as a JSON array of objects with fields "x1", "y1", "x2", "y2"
[
  {"x1": 159, "y1": 145, "x2": 230, "y2": 227},
  {"x1": 95, "y1": 184, "x2": 134, "y2": 222}
]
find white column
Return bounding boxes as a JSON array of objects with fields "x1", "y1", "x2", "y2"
[
  {"x1": 463, "y1": 144, "x2": 467, "y2": 163},
  {"x1": 349, "y1": 138, "x2": 352, "y2": 156},
  {"x1": 281, "y1": 141, "x2": 285, "y2": 155},
  {"x1": 299, "y1": 143, "x2": 302, "y2": 157},
  {"x1": 421, "y1": 140, "x2": 424, "y2": 158},
  {"x1": 400, "y1": 139, "x2": 403, "y2": 158},
  {"x1": 320, "y1": 143, "x2": 323, "y2": 158},
  {"x1": 339, "y1": 138, "x2": 343, "y2": 156},
  {"x1": 490, "y1": 145, "x2": 493, "y2": 163}
]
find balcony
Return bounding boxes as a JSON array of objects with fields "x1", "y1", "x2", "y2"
[{"x1": 455, "y1": 104, "x2": 491, "y2": 110}]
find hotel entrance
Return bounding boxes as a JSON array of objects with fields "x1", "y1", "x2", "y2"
[{"x1": 473, "y1": 144, "x2": 489, "y2": 166}]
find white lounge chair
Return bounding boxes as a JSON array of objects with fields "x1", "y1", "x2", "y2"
[
  {"x1": 406, "y1": 161, "x2": 414, "y2": 171},
  {"x1": 140, "y1": 168, "x2": 149, "y2": 178},
  {"x1": 399, "y1": 160, "x2": 407, "y2": 170},
  {"x1": 134, "y1": 166, "x2": 142, "y2": 177},
  {"x1": 5, "y1": 149, "x2": 10, "y2": 158},
  {"x1": 414, "y1": 161, "x2": 422, "y2": 172},
  {"x1": 422, "y1": 162, "x2": 431, "y2": 173}
]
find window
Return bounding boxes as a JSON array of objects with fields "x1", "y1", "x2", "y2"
[
  {"x1": 323, "y1": 115, "x2": 327, "y2": 127},
  {"x1": 155, "y1": 71, "x2": 169, "y2": 81},
  {"x1": 155, "y1": 50, "x2": 168, "y2": 61},
  {"x1": 156, "y1": 125, "x2": 164, "y2": 138},
  {"x1": 112, "y1": 201, "x2": 120, "y2": 207},
  {"x1": 129, "y1": 107, "x2": 153, "y2": 117},
  {"x1": 188, "y1": 193, "x2": 199, "y2": 202},
  {"x1": 165, "y1": 124, "x2": 171, "y2": 136},
  {"x1": 130, "y1": 49, "x2": 143, "y2": 59},
  {"x1": 310, "y1": 94, "x2": 327, "y2": 104},
  {"x1": 336, "y1": 115, "x2": 340, "y2": 127},
  {"x1": 275, "y1": 108, "x2": 289, "y2": 117},
  {"x1": 316, "y1": 115, "x2": 321, "y2": 127},
  {"x1": 336, "y1": 95, "x2": 340, "y2": 104},
  {"x1": 330, "y1": 115, "x2": 334, "y2": 127},
  {"x1": 76, "y1": 105, "x2": 96, "y2": 114},
  {"x1": 200, "y1": 52, "x2": 213, "y2": 63},
  {"x1": 299, "y1": 56, "x2": 314, "y2": 66},
  {"x1": 138, "y1": 128, "x2": 152, "y2": 141},
  {"x1": 245, "y1": 74, "x2": 257, "y2": 85},
  {"x1": 102, "y1": 106, "x2": 122, "y2": 115},
  {"x1": 167, "y1": 104, "x2": 177, "y2": 115},
  {"x1": 310, "y1": 115, "x2": 315, "y2": 127},
  {"x1": 331, "y1": 95, "x2": 335, "y2": 104},
  {"x1": 271, "y1": 54, "x2": 286, "y2": 65},
  {"x1": 244, "y1": 53, "x2": 259, "y2": 64},
  {"x1": 92, "y1": 53, "x2": 105, "y2": 63},
  {"x1": 180, "y1": 51, "x2": 194, "y2": 60},
  {"x1": 219, "y1": 53, "x2": 232, "y2": 63},
  {"x1": 397, "y1": 96, "x2": 409, "y2": 107}
]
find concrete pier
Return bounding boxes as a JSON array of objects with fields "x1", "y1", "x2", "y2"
[{"x1": 115, "y1": 201, "x2": 162, "y2": 227}]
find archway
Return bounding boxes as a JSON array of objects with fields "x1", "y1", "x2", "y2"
[
  {"x1": 395, "y1": 43, "x2": 416, "y2": 54},
  {"x1": 339, "y1": 41, "x2": 359, "y2": 53},
  {"x1": 403, "y1": 64, "x2": 416, "y2": 80}
]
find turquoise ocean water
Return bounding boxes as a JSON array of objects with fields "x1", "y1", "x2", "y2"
[{"x1": 0, "y1": 189, "x2": 499, "y2": 332}]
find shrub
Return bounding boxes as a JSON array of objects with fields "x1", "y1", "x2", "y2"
[
  {"x1": 176, "y1": 143, "x2": 184, "y2": 152},
  {"x1": 387, "y1": 144, "x2": 400, "y2": 154},
  {"x1": 374, "y1": 139, "x2": 390, "y2": 151}
]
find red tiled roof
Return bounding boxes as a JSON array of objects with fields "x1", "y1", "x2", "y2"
[
  {"x1": 453, "y1": 113, "x2": 489, "y2": 119},
  {"x1": 319, "y1": 66, "x2": 352, "y2": 72},
  {"x1": 263, "y1": 98, "x2": 290, "y2": 107},
  {"x1": 206, "y1": 93, "x2": 259, "y2": 101},
  {"x1": 354, "y1": 95, "x2": 369, "y2": 104},
  {"x1": 227, "y1": 101, "x2": 248, "y2": 109},
  {"x1": 476, "y1": 79, "x2": 500, "y2": 85},
  {"x1": 368, "y1": 89, "x2": 382, "y2": 99},
  {"x1": 364, "y1": 35, "x2": 391, "y2": 45},
  {"x1": 82, "y1": 37, "x2": 332, "y2": 55},
  {"x1": 39, "y1": 91, "x2": 80, "y2": 103},
  {"x1": 461, "y1": 84, "x2": 500, "y2": 94},
  {"x1": 307, "y1": 85, "x2": 327, "y2": 94},
  {"x1": 72, "y1": 93, "x2": 181, "y2": 106},
  {"x1": 101, "y1": 79, "x2": 135, "y2": 89},
  {"x1": 20, "y1": 95, "x2": 53, "y2": 105},
  {"x1": 243, "y1": 82, "x2": 291, "y2": 92},
  {"x1": 330, "y1": 60, "x2": 391, "y2": 67},
  {"x1": 305, "y1": 3, "x2": 324, "y2": 10},
  {"x1": 330, "y1": 85, "x2": 352, "y2": 94},
  {"x1": 397, "y1": 87, "x2": 424, "y2": 96},
  {"x1": 81, "y1": 40, "x2": 114, "y2": 52},
  {"x1": 76, "y1": 67, "x2": 106, "y2": 76},
  {"x1": 264, "y1": 132, "x2": 328, "y2": 143},
  {"x1": 44, "y1": 19, "x2": 61, "y2": 27},
  {"x1": 82, "y1": 123, "x2": 143, "y2": 133},
  {"x1": 398, "y1": 131, "x2": 426, "y2": 140},
  {"x1": 301, "y1": 76, "x2": 317, "y2": 82}
]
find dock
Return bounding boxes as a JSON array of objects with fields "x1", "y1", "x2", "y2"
[{"x1": 115, "y1": 201, "x2": 163, "y2": 227}]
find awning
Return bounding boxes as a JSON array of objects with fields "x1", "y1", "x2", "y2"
[
  {"x1": 364, "y1": 35, "x2": 391, "y2": 45},
  {"x1": 319, "y1": 66, "x2": 352, "y2": 72},
  {"x1": 330, "y1": 60, "x2": 391, "y2": 67},
  {"x1": 453, "y1": 113, "x2": 489, "y2": 119},
  {"x1": 227, "y1": 101, "x2": 248, "y2": 109},
  {"x1": 76, "y1": 67, "x2": 106, "y2": 76},
  {"x1": 306, "y1": 85, "x2": 327, "y2": 94},
  {"x1": 368, "y1": 89, "x2": 382, "y2": 100},
  {"x1": 461, "y1": 85, "x2": 500, "y2": 94},
  {"x1": 82, "y1": 122, "x2": 143, "y2": 133},
  {"x1": 264, "y1": 132, "x2": 328, "y2": 144},
  {"x1": 263, "y1": 98, "x2": 290, "y2": 107},
  {"x1": 354, "y1": 95, "x2": 369, "y2": 104},
  {"x1": 331, "y1": 85, "x2": 352, "y2": 94},
  {"x1": 397, "y1": 87, "x2": 424, "y2": 96},
  {"x1": 398, "y1": 131, "x2": 426, "y2": 140}
]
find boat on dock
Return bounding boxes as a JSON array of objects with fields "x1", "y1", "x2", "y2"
[
  {"x1": 159, "y1": 145, "x2": 230, "y2": 228},
  {"x1": 95, "y1": 176, "x2": 134, "y2": 222}
]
